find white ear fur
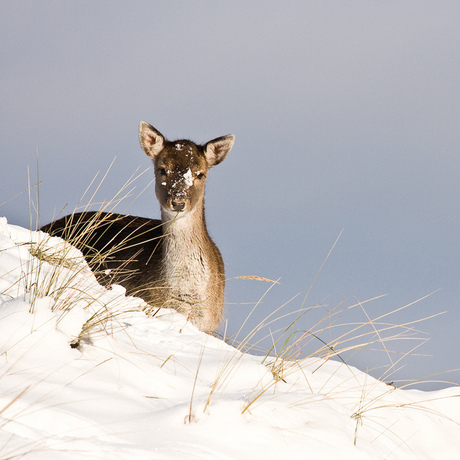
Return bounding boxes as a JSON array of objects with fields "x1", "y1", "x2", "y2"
[
  {"x1": 204, "y1": 134, "x2": 235, "y2": 167},
  {"x1": 139, "y1": 121, "x2": 165, "y2": 158}
]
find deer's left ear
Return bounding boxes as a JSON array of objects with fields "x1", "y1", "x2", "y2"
[{"x1": 204, "y1": 135, "x2": 235, "y2": 167}]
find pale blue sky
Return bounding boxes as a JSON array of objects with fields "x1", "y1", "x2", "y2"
[{"x1": 1, "y1": 1, "x2": 459, "y2": 389}]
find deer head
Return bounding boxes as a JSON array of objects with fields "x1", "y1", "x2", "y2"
[{"x1": 139, "y1": 121, "x2": 234, "y2": 219}]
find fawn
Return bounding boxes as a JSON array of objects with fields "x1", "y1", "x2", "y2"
[{"x1": 42, "y1": 122, "x2": 234, "y2": 333}]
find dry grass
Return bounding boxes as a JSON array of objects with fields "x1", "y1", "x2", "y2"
[
  {"x1": 202, "y1": 270, "x2": 458, "y2": 451},
  {"x1": 202, "y1": 231, "x2": 453, "y2": 420},
  {"x1": 1, "y1": 164, "x2": 159, "y2": 345},
  {"x1": 237, "y1": 293, "x2": 440, "y2": 414}
]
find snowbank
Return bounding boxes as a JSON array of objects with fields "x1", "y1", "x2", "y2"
[{"x1": 0, "y1": 217, "x2": 459, "y2": 459}]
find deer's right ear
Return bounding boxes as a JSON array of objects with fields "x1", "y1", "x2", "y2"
[{"x1": 139, "y1": 122, "x2": 165, "y2": 158}]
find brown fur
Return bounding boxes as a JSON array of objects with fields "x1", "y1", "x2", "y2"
[{"x1": 41, "y1": 122, "x2": 234, "y2": 333}]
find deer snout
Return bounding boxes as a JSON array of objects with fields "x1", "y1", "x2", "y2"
[{"x1": 171, "y1": 199, "x2": 187, "y2": 212}]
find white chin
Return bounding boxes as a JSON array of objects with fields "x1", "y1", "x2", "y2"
[{"x1": 162, "y1": 207, "x2": 187, "y2": 219}]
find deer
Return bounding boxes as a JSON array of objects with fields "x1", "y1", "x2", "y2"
[{"x1": 41, "y1": 122, "x2": 235, "y2": 334}]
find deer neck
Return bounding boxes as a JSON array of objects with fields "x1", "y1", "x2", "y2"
[
  {"x1": 160, "y1": 205, "x2": 211, "y2": 286},
  {"x1": 160, "y1": 204, "x2": 207, "y2": 240}
]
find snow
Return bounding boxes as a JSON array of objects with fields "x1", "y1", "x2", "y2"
[
  {"x1": 1, "y1": 216, "x2": 459, "y2": 459},
  {"x1": 183, "y1": 168, "x2": 194, "y2": 187}
]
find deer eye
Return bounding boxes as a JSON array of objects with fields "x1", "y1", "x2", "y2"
[
  {"x1": 158, "y1": 167, "x2": 167, "y2": 176},
  {"x1": 196, "y1": 172, "x2": 206, "y2": 180}
]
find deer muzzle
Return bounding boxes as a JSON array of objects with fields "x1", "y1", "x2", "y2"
[{"x1": 170, "y1": 199, "x2": 187, "y2": 212}]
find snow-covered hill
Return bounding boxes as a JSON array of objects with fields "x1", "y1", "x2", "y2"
[{"x1": 1, "y1": 217, "x2": 459, "y2": 459}]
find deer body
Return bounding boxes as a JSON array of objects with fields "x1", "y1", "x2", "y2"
[{"x1": 41, "y1": 122, "x2": 234, "y2": 333}]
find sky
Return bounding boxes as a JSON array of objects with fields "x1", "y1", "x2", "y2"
[{"x1": 1, "y1": 1, "x2": 459, "y2": 389}]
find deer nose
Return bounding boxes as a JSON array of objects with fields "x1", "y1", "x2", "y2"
[{"x1": 171, "y1": 200, "x2": 186, "y2": 212}]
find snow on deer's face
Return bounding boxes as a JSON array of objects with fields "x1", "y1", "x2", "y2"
[
  {"x1": 154, "y1": 141, "x2": 208, "y2": 216},
  {"x1": 139, "y1": 121, "x2": 234, "y2": 219}
]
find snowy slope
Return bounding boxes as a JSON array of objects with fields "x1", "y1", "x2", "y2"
[{"x1": 1, "y1": 217, "x2": 459, "y2": 460}]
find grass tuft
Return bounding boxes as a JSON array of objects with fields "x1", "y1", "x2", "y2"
[{"x1": 2, "y1": 163, "x2": 156, "y2": 345}]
